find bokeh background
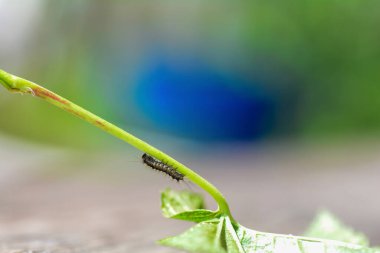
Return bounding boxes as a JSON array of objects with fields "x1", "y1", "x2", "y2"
[{"x1": 0, "y1": 1, "x2": 380, "y2": 252}]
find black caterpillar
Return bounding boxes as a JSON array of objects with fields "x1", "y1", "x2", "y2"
[{"x1": 142, "y1": 153, "x2": 184, "y2": 182}]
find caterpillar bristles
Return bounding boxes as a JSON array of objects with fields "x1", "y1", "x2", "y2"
[{"x1": 142, "y1": 153, "x2": 185, "y2": 182}]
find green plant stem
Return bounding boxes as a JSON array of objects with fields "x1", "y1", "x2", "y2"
[{"x1": 0, "y1": 69, "x2": 234, "y2": 222}]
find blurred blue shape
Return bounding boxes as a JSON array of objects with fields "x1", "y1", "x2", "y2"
[{"x1": 133, "y1": 52, "x2": 276, "y2": 141}]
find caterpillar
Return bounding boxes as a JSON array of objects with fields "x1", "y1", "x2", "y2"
[{"x1": 142, "y1": 153, "x2": 185, "y2": 182}]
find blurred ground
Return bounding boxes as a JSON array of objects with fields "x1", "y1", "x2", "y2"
[{"x1": 0, "y1": 136, "x2": 380, "y2": 252}]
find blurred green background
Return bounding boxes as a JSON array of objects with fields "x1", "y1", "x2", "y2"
[
  {"x1": 1, "y1": 1, "x2": 380, "y2": 250},
  {"x1": 1, "y1": 0, "x2": 380, "y2": 148}
]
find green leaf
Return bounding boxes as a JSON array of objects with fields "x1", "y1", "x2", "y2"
[
  {"x1": 160, "y1": 216, "x2": 247, "y2": 253},
  {"x1": 234, "y1": 226, "x2": 378, "y2": 253},
  {"x1": 161, "y1": 214, "x2": 378, "y2": 253},
  {"x1": 159, "y1": 189, "x2": 380, "y2": 253},
  {"x1": 161, "y1": 188, "x2": 219, "y2": 222},
  {"x1": 160, "y1": 218, "x2": 227, "y2": 253},
  {"x1": 304, "y1": 210, "x2": 369, "y2": 246}
]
